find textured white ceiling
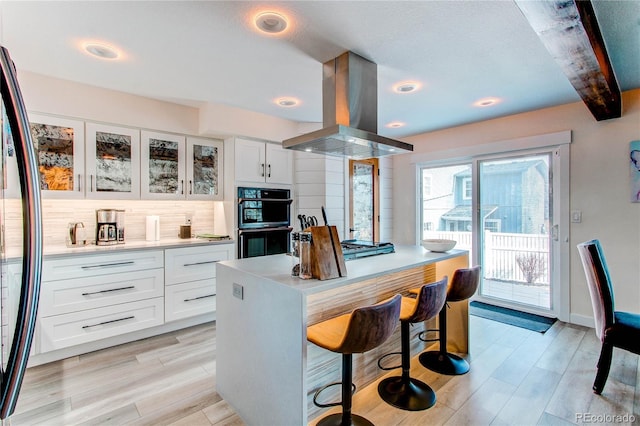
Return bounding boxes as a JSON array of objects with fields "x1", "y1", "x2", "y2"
[{"x1": 1, "y1": 1, "x2": 638, "y2": 138}]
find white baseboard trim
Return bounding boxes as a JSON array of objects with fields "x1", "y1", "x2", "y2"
[{"x1": 570, "y1": 313, "x2": 594, "y2": 328}]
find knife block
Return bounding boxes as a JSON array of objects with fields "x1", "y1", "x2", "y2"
[{"x1": 307, "y1": 226, "x2": 347, "y2": 280}]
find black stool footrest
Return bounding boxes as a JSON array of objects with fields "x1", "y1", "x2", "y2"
[
  {"x1": 377, "y1": 351, "x2": 402, "y2": 371},
  {"x1": 378, "y1": 376, "x2": 436, "y2": 411},
  {"x1": 418, "y1": 329, "x2": 439, "y2": 343},
  {"x1": 419, "y1": 350, "x2": 470, "y2": 375},
  {"x1": 312, "y1": 381, "x2": 356, "y2": 408}
]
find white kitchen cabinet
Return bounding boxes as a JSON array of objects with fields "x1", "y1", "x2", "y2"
[
  {"x1": 234, "y1": 138, "x2": 292, "y2": 185},
  {"x1": 141, "y1": 133, "x2": 223, "y2": 200},
  {"x1": 164, "y1": 243, "x2": 233, "y2": 322},
  {"x1": 4, "y1": 113, "x2": 85, "y2": 199},
  {"x1": 39, "y1": 298, "x2": 164, "y2": 353},
  {"x1": 85, "y1": 122, "x2": 141, "y2": 200},
  {"x1": 185, "y1": 137, "x2": 224, "y2": 200},
  {"x1": 38, "y1": 250, "x2": 164, "y2": 352},
  {"x1": 140, "y1": 130, "x2": 186, "y2": 199}
]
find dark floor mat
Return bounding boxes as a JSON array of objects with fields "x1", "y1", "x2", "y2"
[{"x1": 469, "y1": 301, "x2": 557, "y2": 333}]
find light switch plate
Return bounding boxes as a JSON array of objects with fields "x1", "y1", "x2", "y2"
[
  {"x1": 233, "y1": 283, "x2": 244, "y2": 300},
  {"x1": 571, "y1": 210, "x2": 582, "y2": 223}
]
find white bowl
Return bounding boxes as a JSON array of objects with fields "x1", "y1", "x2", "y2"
[{"x1": 421, "y1": 239, "x2": 457, "y2": 252}]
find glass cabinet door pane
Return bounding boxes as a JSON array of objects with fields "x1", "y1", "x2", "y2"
[
  {"x1": 148, "y1": 138, "x2": 179, "y2": 194},
  {"x1": 30, "y1": 122, "x2": 75, "y2": 191},
  {"x1": 192, "y1": 143, "x2": 219, "y2": 195},
  {"x1": 26, "y1": 115, "x2": 84, "y2": 198},
  {"x1": 95, "y1": 130, "x2": 132, "y2": 193}
]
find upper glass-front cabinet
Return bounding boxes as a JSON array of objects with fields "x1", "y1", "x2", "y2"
[
  {"x1": 186, "y1": 137, "x2": 223, "y2": 200},
  {"x1": 140, "y1": 130, "x2": 186, "y2": 199},
  {"x1": 141, "y1": 133, "x2": 223, "y2": 200},
  {"x1": 7, "y1": 113, "x2": 85, "y2": 199},
  {"x1": 85, "y1": 122, "x2": 140, "y2": 200}
]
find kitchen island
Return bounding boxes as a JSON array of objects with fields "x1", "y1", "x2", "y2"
[{"x1": 216, "y1": 246, "x2": 469, "y2": 425}]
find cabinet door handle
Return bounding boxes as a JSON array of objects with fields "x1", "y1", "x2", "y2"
[
  {"x1": 183, "y1": 260, "x2": 220, "y2": 267},
  {"x1": 268, "y1": 164, "x2": 271, "y2": 178},
  {"x1": 81, "y1": 261, "x2": 135, "y2": 270},
  {"x1": 189, "y1": 180, "x2": 193, "y2": 195},
  {"x1": 180, "y1": 179, "x2": 184, "y2": 195},
  {"x1": 261, "y1": 163, "x2": 265, "y2": 177},
  {"x1": 77, "y1": 174, "x2": 82, "y2": 192},
  {"x1": 82, "y1": 285, "x2": 135, "y2": 296},
  {"x1": 82, "y1": 316, "x2": 135, "y2": 329},
  {"x1": 90, "y1": 174, "x2": 94, "y2": 192},
  {"x1": 183, "y1": 293, "x2": 216, "y2": 302}
]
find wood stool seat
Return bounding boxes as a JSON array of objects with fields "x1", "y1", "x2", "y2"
[
  {"x1": 308, "y1": 294, "x2": 402, "y2": 426},
  {"x1": 377, "y1": 277, "x2": 448, "y2": 411}
]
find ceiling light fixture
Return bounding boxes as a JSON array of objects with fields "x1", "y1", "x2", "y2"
[
  {"x1": 393, "y1": 81, "x2": 422, "y2": 94},
  {"x1": 254, "y1": 11, "x2": 289, "y2": 34},
  {"x1": 386, "y1": 121, "x2": 405, "y2": 128},
  {"x1": 82, "y1": 42, "x2": 120, "y2": 60},
  {"x1": 473, "y1": 97, "x2": 501, "y2": 107},
  {"x1": 275, "y1": 97, "x2": 299, "y2": 107}
]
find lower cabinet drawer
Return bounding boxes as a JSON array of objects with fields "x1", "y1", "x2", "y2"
[
  {"x1": 39, "y1": 298, "x2": 164, "y2": 353},
  {"x1": 40, "y1": 268, "x2": 164, "y2": 317},
  {"x1": 165, "y1": 280, "x2": 216, "y2": 322}
]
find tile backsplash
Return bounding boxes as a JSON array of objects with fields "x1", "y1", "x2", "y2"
[{"x1": 4, "y1": 199, "x2": 224, "y2": 250}]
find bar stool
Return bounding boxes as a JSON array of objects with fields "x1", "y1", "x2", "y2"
[
  {"x1": 377, "y1": 277, "x2": 448, "y2": 411},
  {"x1": 417, "y1": 266, "x2": 481, "y2": 375},
  {"x1": 307, "y1": 294, "x2": 402, "y2": 426}
]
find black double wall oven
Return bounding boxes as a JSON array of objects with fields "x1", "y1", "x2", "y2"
[{"x1": 237, "y1": 187, "x2": 293, "y2": 258}]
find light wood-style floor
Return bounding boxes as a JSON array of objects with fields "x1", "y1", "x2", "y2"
[{"x1": 10, "y1": 316, "x2": 639, "y2": 425}]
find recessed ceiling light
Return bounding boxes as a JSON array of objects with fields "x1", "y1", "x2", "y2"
[
  {"x1": 386, "y1": 121, "x2": 405, "y2": 128},
  {"x1": 254, "y1": 11, "x2": 289, "y2": 34},
  {"x1": 473, "y1": 97, "x2": 501, "y2": 107},
  {"x1": 393, "y1": 81, "x2": 422, "y2": 94},
  {"x1": 275, "y1": 97, "x2": 299, "y2": 107},
  {"x1": 82, "y1": 42, "x2": 120, "y2": 60}
]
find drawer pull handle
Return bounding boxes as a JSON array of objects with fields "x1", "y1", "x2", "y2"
[
  {"x1": 82, "y1": 286, "x2": 135, "y2": 296},
  {"x1": 183, "y1": 293, "x2": 216, "y2": 302},
  {"x1": 182, "y1": 260, "x2": 220, "y2": 267},
  {"x1": 82, "y1": 315, "x2": 135, "y2": 329},
  {"x1": 81, "y1": 261, "x2": 135, "y2": 270}
]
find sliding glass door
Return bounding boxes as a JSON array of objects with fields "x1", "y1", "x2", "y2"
[
  {"x1": 420, "y1": 146, "x2": 566, "y2": 317},
  {"x1": 478, "y1": 153, "x2": 552, "y2": 310}
]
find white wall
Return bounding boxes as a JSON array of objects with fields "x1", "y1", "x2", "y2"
[
  {"x1": 393, "y1": 88, "x2": 640, "y2": 323},
  {"x1": 19, "y1": 71, "x2": 200, "y2": 135},
  {"x1": 294, "y1": 152, "x2": 346, "y2": 236}
]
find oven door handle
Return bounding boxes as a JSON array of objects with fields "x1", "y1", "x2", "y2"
[
  {"x1": 238, "y1": 226, "x2": 293, "y2": 235},
  {"x1": 238, "y1": 198, "x2": 293, "y2": 204}
]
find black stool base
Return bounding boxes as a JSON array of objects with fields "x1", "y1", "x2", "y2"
[
  {"x1": 419, "y1": 350, "x2": 470, "y2": 375},
  {"x1": 377, "y1": 376, "x2": 436, "y2": 411},
  {"x1": 315, "y1": 413, "x2": 374, "y2": 426}
]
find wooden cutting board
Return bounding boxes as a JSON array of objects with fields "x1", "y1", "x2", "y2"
[{"x1": 307, "y1": 226, "x2": 347, "y2": 280}]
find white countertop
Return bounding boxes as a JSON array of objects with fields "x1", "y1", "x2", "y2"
[
  {"x1": 217, "y1": 245, "x2": 468, "y2": 295},
  {"x1": 5, "y1": 237, "x2": 234, "y2": 261}
]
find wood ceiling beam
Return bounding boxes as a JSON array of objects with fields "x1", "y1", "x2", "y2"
[{"x1": 515, "y1": 0, "x2": 621, "y2": 121}]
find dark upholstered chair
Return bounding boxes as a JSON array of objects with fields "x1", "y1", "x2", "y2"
[
  {"x1": 307, "y1": 294, "x2": 402, "y2": 426},
  {"x1": 577, "y1": 239, "x2": 640, "y2": 394},
  {"x1": 377, "y1": 277, "x2": 448, "y2": 411},
  {"x1": 416, "y1": 266, "x2": 481, "y2": 375}
]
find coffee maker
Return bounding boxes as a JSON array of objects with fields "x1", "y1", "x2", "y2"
[{"x1": 96, "y1": 209, "x2": 125, "y2": 245}]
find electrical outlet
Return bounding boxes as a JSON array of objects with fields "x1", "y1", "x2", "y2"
[{"x1": 233, "y1": 283, "x2": 244, "y2": 300}]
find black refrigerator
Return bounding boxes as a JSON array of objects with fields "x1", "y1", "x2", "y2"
[{"x1": 0, "y1": 45, "x2": 43, "y2": 420}]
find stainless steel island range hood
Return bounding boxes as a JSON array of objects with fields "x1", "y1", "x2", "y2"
[{"x1": 282, "y1": 51, "x2": 413, "y2": 159}]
